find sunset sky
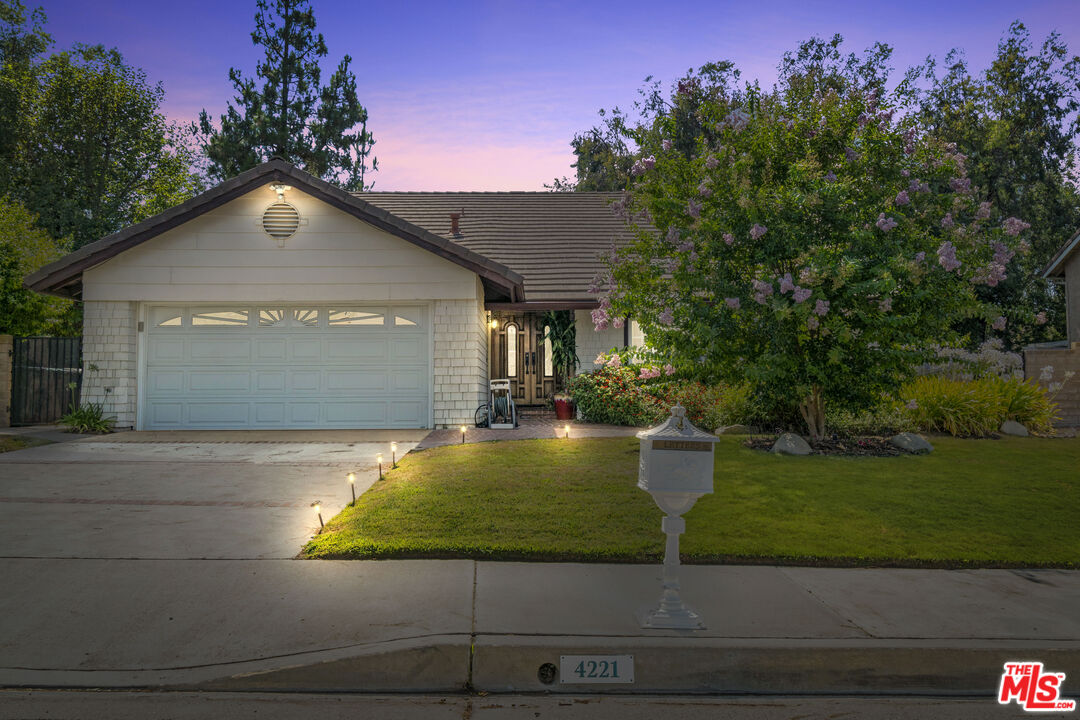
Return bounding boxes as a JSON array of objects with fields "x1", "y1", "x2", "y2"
[{"x1": 32, "y1": 0, "x2": 1080, "y2": 190}]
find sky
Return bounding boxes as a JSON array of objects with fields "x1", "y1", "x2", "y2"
[{"x1": 31, "y1": 0, "x2": 1080, "y2": 191}]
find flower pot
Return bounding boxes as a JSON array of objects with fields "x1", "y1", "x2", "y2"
[{"x1": 554, "y1": 396, "x2": 575, "y2": 420}]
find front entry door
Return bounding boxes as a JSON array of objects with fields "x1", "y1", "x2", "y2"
[{"x1": 490, "y1": 313, "x2": 555, "y2": 406}]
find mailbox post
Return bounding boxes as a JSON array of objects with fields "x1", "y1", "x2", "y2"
[{"x1": 636, "y1": 404, "x2": 719, "y2": 630}]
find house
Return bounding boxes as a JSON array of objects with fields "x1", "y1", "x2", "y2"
[
  {"x1": 1024, "y1": 228, "x2": 1080, "y2": 426},
  {"x1": 25, "y1": 160, "x2": 644, "y2": 430}
]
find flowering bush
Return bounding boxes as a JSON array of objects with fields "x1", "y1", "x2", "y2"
[
  {"x1": 569, "y1": 351, "x2": 752, "y2": 431},
  {"x1": 595, "y1": 67, "x2": 1029, "y2": 442}
]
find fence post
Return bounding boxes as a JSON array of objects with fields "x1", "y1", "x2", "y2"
[{"x1": 0, "y1": 335, "x2": 11, "y2": 428}]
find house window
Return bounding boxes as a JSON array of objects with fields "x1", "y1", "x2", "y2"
[
  {"x1": 543, "y1": 325, "x2": 553, "y2": 377},
  {"x1": 506, "y1": 324, "x2": 518, "y2": 376},
  {"x1": 629, "y1": 320, "x2": 646, "y2": 347},
  {"x1": 192, "y1": 309, "x2": 249, "y2": 326},
  {"x1": 328, "y1": 309, "x2": 385, "y2": 326}
]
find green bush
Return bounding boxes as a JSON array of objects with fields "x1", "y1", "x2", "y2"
[
  {"x1": 60, "y1": 403, "x2": 115, "y2": 434},
  {"x1": 896, "y1": 376, "x2": 1059, "y2": 437},
  {"x1": 825, "y1": 406, "x2": 914, "y2": 437},
  {"x1": 568, "y1": 365, "x2": 666, "y2": 427}
]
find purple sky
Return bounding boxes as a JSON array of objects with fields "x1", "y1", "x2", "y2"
[{"x1": 33, "y1": 0, "x2": 1080, "y2": 190}]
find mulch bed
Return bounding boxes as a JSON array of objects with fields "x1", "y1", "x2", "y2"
[{"x1": 744, "y1": 436, "x2": 904, "y2": 457}]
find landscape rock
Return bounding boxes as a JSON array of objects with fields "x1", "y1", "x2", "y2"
[
  {"x1": 716, "y1": 424, "x2": 759, "y2": 436},
  {"x1": 999, "y1": 420, "x2": 1029, "y2": 437},
  {"x1": 888, "y1": 432, "x2": 934, "y2": 454},
  {"x1": 770, "y1": 432, "x2": 812, "y2": 456}
]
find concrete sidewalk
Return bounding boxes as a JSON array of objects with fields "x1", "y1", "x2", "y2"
[{"x1": 1, "y1": 560, "x2": 1076, "y2": 695}]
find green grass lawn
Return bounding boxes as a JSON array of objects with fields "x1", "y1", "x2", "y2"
[
  {"x1": 303, "y1": 435, "x2": 1080, "y2": 567},
  {"x1": 0, "y1": 435, "x2": 49, "y2": 453}
]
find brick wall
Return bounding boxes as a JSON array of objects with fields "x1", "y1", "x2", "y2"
[
  {"x1": 0, "y1": 334, "x2": 11, "y2": 428},
  {"x1": 1025, "y1": 342, "x2": 1080, "y2": 427},
  {"x1": 432, "y1": 283, "x2": 487, "y2": 428},
  {"x1": 82, "y1": 301, "x2": 137, "y2": 428}
]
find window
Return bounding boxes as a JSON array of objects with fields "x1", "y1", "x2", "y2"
[
  {"x1": 259, "y1": 309, "x2": 287, "y2": 327},
  {"x1": 328, "y1": 309, "x2": 385, "y2": 326},
  {"x1": 393, "y1": 307, "x2": 421, "y2": 327},
  {"x1": 506, "y1": 324, "x2": 517, "y2": 376},
  {"x1": 629, "y1": 320, "x2": 646, "y2": 347},
  {"x1": 192, "y1": 309, "x2": 249, "y2": 326},
  {"x1": 152, "y1": 308, "x2": 183, "y2": 328},
  {"x1": 292, "y1": 308, "x2": 320, "y2": 327},
  {"x1": 543, "y1": 325, "x2": 553, "y2": 377}
]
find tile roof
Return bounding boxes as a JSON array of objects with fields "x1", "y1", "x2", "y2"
[{"x1": 359, "y1": 191, "x2": 645, "y2": 304}]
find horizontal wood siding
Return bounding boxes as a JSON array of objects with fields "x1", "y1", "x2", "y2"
[{"x1": 83, "y1": 187, "x2": 479, "y2": 303}]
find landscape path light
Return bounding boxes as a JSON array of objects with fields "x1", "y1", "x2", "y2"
[
  {"x1": 564, "y1": 424, "x2": 570, "y2": 439},
  {"x1": 460, "y1": 425, "x2": 467, "y2": 444},
  {"x1": 312, "y1": 501, "x2": 324, "y2": 533},
  {"x1": 391, "y1": 442, "x2": 398, "y2": 468},
  {"x1": 635, "y1": 404, "x2": 719, "y2": 630},
  {"x1": 376, "y1": 453, "x2": 383, "y2": 481},
  {"x1": 346, "y1": 472, "x2": 356, "y2": 503}
]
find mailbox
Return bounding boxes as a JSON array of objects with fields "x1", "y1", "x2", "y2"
[
  {"x1": 635, "y1": 404, "x2": 719, "y2": 630},
  {"x1": 637, "y1": 405, "x2": 719, "y2": 496}
]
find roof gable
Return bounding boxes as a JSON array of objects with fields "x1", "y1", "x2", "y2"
[
  {"x1": 26, "y1": 160, "x2": 524, "y2": 302},
  {"x1": 1043, "y1": 227, "x2": 1080, "y2": 278}
]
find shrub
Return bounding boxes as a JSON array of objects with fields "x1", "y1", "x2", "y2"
[
  {"x1": 649, "y1": 380, "x2": 754, "y2": 432},
  {"x1": 60, "y1": 403, "x2": 115, "y2": 434},
  {"x1": 825, "y1": 406, "x2": 914, "y2": 437},
  {"x1": 896, "y1": 376, "x2": 1059, "y2": 437},
  {"x1": 568, "y1": 365, "x2": 666, "y2": 427}
]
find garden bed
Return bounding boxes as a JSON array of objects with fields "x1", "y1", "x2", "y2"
[
  {"x1": 304, "y1": 435, "x2": 1080, "y2": 567},
  {"x1": 744, "y1": 435, "x2": 905, "y2": 456}
]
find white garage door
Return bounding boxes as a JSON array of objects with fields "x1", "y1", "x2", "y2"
[{"x1": 143, "y1": 305, "x2": 430, "y2": 429}]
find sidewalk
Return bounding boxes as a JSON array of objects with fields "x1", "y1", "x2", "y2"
[{"x1": 1, "y1": 560, "x2": 1076, "y2": 694}]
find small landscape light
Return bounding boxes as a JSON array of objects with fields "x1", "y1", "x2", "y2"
[
  {"x1": 346, "y1": 472, "x2": 356, "y2": 503},
  {"x1": 377, "y1": 453, "x2": 384, "y2": 480},
  {"x1": 564, "y1": 424, "x2": 570, "y2": 439},
  {"x1": 460, "y1": 425, "x2": 467, "y2": 444},
  {"x1": 312, "y1": 501, "x2": 324, "y2": 532},
  {"x1": 391, "y1": 442, "x2": 398, "y2": 468}
]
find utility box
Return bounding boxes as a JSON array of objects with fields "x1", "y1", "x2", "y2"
[{"x1": 637, "y1": 405, "x2": 719, "y2": 496}]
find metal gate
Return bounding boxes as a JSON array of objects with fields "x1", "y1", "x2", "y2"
[{"x1": 10, "y1": 337, "x2": 82, "y2": 425}]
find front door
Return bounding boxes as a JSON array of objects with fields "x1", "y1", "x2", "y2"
[{"x1": 489, "y1": 312, "x2": 555, "y2": 406}]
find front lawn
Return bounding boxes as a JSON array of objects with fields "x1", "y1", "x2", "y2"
[
  {"x1": 0, "y1": 435, "x2": 49, "y2": 453},
  {"x1": 303, "y1": 436, "x2": 1080, "y2": 567}
]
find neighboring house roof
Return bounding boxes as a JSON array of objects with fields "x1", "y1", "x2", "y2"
[
  {"x1": 1043, "y1": 227, "x2": 1080, "y2": 278},
  {"x1": 360, "y1": 192, "x2": 644, "y2": 306},
  {"x1": 25, "y1": 159, "x2": 526, "y2": 303}
]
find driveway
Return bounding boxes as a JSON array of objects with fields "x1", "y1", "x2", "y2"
[{"x1": 0, "y1": 430, "x2": 426, "y2": 559}]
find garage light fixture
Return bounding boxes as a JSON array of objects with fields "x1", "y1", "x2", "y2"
[{"x1": 346, "y1": 472, "x2": 356, "y2": 504}]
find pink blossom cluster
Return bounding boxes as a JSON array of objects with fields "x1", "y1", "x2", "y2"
[
  {"x1": 705, "y1": 155, "x2": 720, "y2": 170},
  {"x1": 813, "y1": 299, "x2": 830, "y2": 316},
  {"x1": 639, "y1": 366, "x2": 661, "y2": 380},
  {"x1": 908, "y1": 178, "x2": 930, "y2": 194},
  {"x1": 658, "y1": 308, "x2": 674, "y2": 326},
  {"x1": 941, "y1": 213, "x2": 955, "y2": 229},
  {"x1": 879, "y1": 296, "x2": 893, "y2": 312},
  {"x1": 723, "y1": 233, "x2": 734, "y2": 245},
  {"x1": 807, "y1": 316, "x2": 820, "y2": 331},
  {"x1": 914, "y1": 251, "x2": 926, "y2": 263},
  {"x1": 992, "y1": 316, "x2": 1007, "y2": 331},
  {"x1": 1036, "y1": 312, "x2": 1047, "y2": 325},
  {"x1": 662, "y1": 139, "x2": 673, "y2": 151},
  {"x1": 725, "y1": 297, "x2": 741, "y2": 310},
  {"x1": 792, "y1": 287, "x2": 813, "y2": 303},
  {"x1": 687, "y1": 199, "x2": 701, "y2": 218},
  {"x1": 751, "y1": 278, "x2": 774, "y2": 304},
  {"x1": 1002, "y1": 217, "x2": 1031, "y2": 237},
  {"x1": 750, "y1": 223, "x2": 767, "y2": 240},
  {"x1": 606, "y1": 354, "x2": 622, "y2": 368},
  {"x1": 937, "y1": 241, "x2": 961, "y2": 272},
  {"x1": 949, "y1": 177, "x2": 972, "y2": 194},
  {"x1": 778, "y1": 273, "x2": 795, "y2": 294},
  {"x1": 894, "y1": 190, "x2": 910, "y2": 206},
  {"x1": 591, "y1": 296, "x2": 612, "y2": 330},
  {"x1": 876, "y1": 213, "x2": 898, "y2": 232},
  {"x1": 663, "y1": 363, "x2": 676, "y2": 376},
  {"x1": 975, "y1": 201, "x2": 992, "y2": 220},
  {"x1": 824, "y1": 171, "x2": 837, "y2": 183},
  {"x1": 698, "y1": 182, "x2": 713, "y2": 198},
  {"x1": 971, "y1": 242, "x2": 1014, "y2": 287}
]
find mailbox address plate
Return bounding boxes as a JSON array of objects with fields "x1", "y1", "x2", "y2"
[{"x1": 653, "y1": 439, "x2": 712, "y2": 452}]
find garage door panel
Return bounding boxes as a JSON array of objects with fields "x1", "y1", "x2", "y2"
[
  {"x1": 188, "y1": 371, "x2": 251, "y2": 392},
  {"x1": 190, "y1": 338, "x2": 251, "y2": 361},
  {"x1": 145, "y1": 305, "x2": 430, "y2": 429}
]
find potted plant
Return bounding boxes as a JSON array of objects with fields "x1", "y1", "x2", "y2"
[{"x1": 543, "y1": 310, "x2": 579, "y2": 420}]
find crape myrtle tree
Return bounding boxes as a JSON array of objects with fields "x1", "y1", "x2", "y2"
[
  {"x1": 199, "y1": 0, "x2": 377, "y2": 190},
  {"x1": 595, "y1": 70, "x2": 1032, "y2": 442}
]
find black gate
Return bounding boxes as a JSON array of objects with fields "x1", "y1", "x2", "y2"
[{"x1": 10, "y1": 337, "x2": 83, "y2": 425}]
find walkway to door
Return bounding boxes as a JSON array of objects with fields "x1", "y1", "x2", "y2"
[{"x1": 414, "y1": 415, "x2": 639, "y2": 450}]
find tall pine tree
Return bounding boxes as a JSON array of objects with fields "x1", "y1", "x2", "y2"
[{"x1": 198, "y1": 0, "x2": 376, "y2": 190}]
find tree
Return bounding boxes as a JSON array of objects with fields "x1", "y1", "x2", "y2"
[
  {"x1": 0, "y1": 0, "x2": 49, "y2": 191},
  {"x1": 198, "y1": 0, "x2": 376, "y2": 190},
  {"x1": 0, "y1": 197, "x2": 74, "y2": 335},
  {"x1": 897, "y1": 22, "x2": 1080, "y2": 349},
  {"x1": 597, "y1": 49, "x2": 1031, "y2": 441}
]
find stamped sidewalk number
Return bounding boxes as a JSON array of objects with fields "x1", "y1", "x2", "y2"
[{"x1": 559, "y1": 655, "x2": 634, "y2": 684}]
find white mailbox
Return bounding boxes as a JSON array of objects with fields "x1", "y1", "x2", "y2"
[
  {"x1": 637, "y1": 405, "x2": 719, "y2": 496},
  {"x1": 635, "y1": 404, "x2": 719, "y2": 630}
]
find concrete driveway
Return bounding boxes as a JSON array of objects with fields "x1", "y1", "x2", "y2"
[{"x1": 0, "y1": 430, "x2": 426, "y2": 559}]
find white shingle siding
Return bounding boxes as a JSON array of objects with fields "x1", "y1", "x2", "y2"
[
  {"x1": 574, "y1": 310, "x2": 628, "y2": 372},
  {"x1": 432, "y1": 278, "x2": 487, "y2": 427},
  {"x1": 82, "y1": 301, "x2": 138, "y2": 428}
]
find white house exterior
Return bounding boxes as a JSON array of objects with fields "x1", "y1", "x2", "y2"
[{"x1": 27, "y1": 160, "x2": 643, "y2": 430}]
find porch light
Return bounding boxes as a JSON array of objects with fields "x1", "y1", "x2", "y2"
[
  {"x1": 377, "y1": 453, "x2": 384, "y2": 480},
  {"x1": 391, "y1": 442, "x2": 398, "y2": 468},
  {"x1": 346, "y1": 472, "x2": 356, "y2": 503},
  {"x1": 312, "y1": 501, "x2": 324, "y2": 532},
  {"x1": 460, "y1": 425, "x2": 467, "y2": 444},
  {"x1": 490, "y1": 319, "x2": 498, "y2": 329}
]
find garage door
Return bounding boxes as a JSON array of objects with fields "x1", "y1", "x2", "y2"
[{"x1": 143, "y1": 305, "x2": 430, "y2": 429}]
